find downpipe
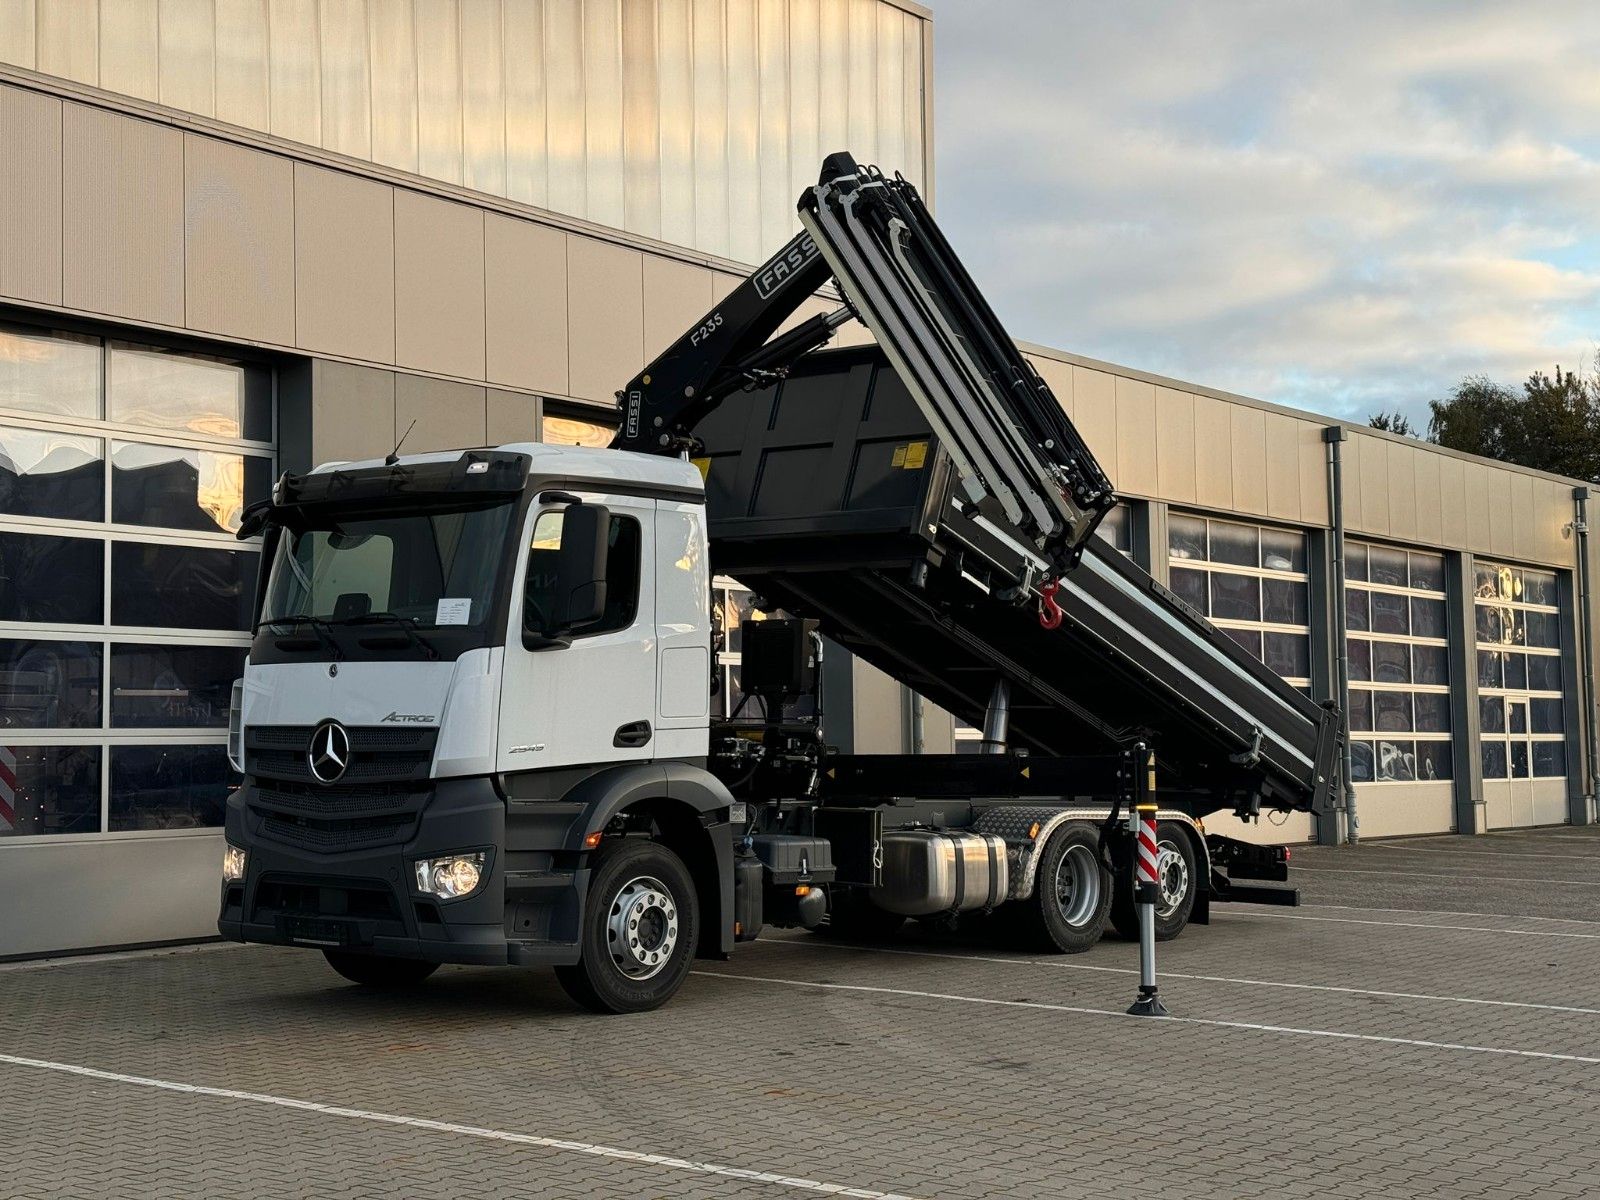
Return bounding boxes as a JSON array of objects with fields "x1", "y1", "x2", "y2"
[
  {"x1": 1324, "y1": 427, "x2": 1360, "y2": 844},
  {"x1": 1575, "y1": 488, "x2": 1598, "y2": 823}
]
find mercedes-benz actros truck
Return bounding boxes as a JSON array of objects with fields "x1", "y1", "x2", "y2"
[{"x1": 218, "y1": 155, "x2": 1340, "y2": 1013}]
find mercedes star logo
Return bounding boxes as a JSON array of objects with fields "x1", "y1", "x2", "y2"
[{"x1": 307, "y1": 720, "x2": 351, "y2": 785}]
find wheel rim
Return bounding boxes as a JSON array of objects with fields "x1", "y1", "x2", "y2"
[
  {"x1": 1053, "y1": 843, "x2": 1102, "y2": 927},
  {"x1": 606, "y1": 874, "x2": 679, "y2": 981},
  {"x1": 1155, "y1": 839, "x2": 1189, "y2": 919}
]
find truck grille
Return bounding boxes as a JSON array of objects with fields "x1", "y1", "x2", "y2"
[
  {"x1": 260, "y1": 812, "x2": 417, "y2": 853},
  {"x1": 245, "y1": 725, "x2": 437, "y2": 785}
]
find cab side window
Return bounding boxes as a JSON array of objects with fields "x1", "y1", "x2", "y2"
[{"x1": 524, "y1": 511, "x2": 641, "y2": 637}]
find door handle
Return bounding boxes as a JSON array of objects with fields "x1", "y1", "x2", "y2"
[{"x1": 613, "y1": 720, "x2": 652, "y2": 749}]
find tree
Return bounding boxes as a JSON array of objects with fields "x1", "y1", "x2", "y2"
[
  {"x1": 1427, "y1": 365, "x2": 1600, "y2": 483},
  {"x1": 1368, "y1": 411, "x2": 1416, "y2": 437}
]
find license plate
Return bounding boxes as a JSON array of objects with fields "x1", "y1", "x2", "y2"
[{"x1": 279, "y1": 916, "x2": 353, "y2": 947}]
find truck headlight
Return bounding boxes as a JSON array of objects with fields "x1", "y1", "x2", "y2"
[
  {"x1": 414, "y1": 852, "x2": 486, "y2": 900},
  {"x1": 223, "y1": 843, "x2": 248, "y2": 882}
]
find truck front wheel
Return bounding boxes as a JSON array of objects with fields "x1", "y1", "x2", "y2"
[
  {"x1": 556, "y1": 838, "x2": 699, "y2": 1014},
  {"x1": 322, "y1": 950, "x2": 440, "y2": 987}
]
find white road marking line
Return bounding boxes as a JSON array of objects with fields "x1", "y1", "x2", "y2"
[
  {"x1": 1292, "y1": 865, "x2": 1600, "y2": 886},
  {"x1": 1231, "y1": 910, "x2": 1600, "y2": 939},
  {"x1": 0, "y1": 1053, "x2": 921, "y2": 1200},
  {"x1": 1364, "y1": 843, "x2": 1599, "y2": 863},
  {"x1": 757, "y1": 938, "x2": 1600, "y2": 1016},
  {"x1": 0, "y1": 942, "x2": 244, "y2": 973},
  {"x1": 696, "y1": 972, "x2": 1600, "y2": 1065},
  {"x1": 1299, "y1": 902, "x2": 1600, "y2": 926}
]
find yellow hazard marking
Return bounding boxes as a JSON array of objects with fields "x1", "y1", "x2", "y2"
[
  {"x1": 903, "y1": 440, "x2": 928, "y2": 469},
  {"x1": 891, "y1": 445, "x2": 907, "y2": 468},
  {"x1": 690, "y1": 457, "x2": 712, "y2": 481},
  {"x1": 1136, "y1": 803, "x2": 1158, "y2": 812},
  {"x1": 826, "y1": 767, "x2": 836, "y2": 779},
  {"x1": 1020, "y1": 766, "x2": 1030, "y2": 779}
]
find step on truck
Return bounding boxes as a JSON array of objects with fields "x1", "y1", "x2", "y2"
[{"x1": 220, "y1": 154, "x2": 1341, "y2": 1012}]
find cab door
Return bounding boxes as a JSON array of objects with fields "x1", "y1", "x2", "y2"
[{"x1": 497, "y1": 491, "x2": 658, "y2": 772}]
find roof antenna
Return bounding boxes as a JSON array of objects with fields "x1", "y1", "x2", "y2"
[{"x1": 385, "y1": 419, "x2": 417, "y2": 466}]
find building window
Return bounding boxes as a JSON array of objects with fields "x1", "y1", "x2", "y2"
[
  {"x1": 1168, "y1": 513, "x2": 1312, "y2": 691},
  {"x1": 541, "y1": 412, "x2": 615, "y2": 448},
  {"x1": 1345, "y1": 542, "x2": 1452, "y2": 784},
  {"x1": 0, "y1": 322, "x2": 268, "y2": 840},
  {"x1": 1095, "y1": 503, "x2": 1133, "y2": 557},
  {"x1": 1474, "y1": 561, "x2": 1566, "y2": 781}
]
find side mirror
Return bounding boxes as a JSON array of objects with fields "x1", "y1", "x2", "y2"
[{"x1": 525, "y1": 502, "x2": 610, "y2": 648}]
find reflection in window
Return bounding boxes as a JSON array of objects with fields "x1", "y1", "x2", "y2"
[
  {"x1": 1475, "y1": 559, "x2": 1567, "y2": 779},
  {"x1": 1095, "y1": 503, "x2": 1133, "y2": 556},
  {"x1": 0, "y1": 640, "x2": 101, "y2": 728},
  {"x1": 111, "y1": 644, "x2": 248, "y2": 728},
  {"x1": 0, "y1": 325, "x2": 101, "y2": 419},
  {"x1": 108, "y1": 344, "x2": 271, "y2": 441},
  {"x1": 0, "y1": 425, "x2": 103, "y2": 522},
  {"x1": 0, "y1": 746, "x2": 102, "y2": 836},
  {"x1": 524, "y1": 512, "x2": 641, "y2": 636},
  {"x1": 108, "y1": 744, "x2": 233, "y2": 831},
  {"x1": 0, "y1": 532, "x2": 105, "y2": 624},
  {"x1": 111, "y1": 542, "x2": 258, "y2": 631},
  {"x1": 111, "y1": 442, "x2": 272, "y2": 535},
  {"x1": 541, "y1": 413, "x2": 615, "y2": 448}
]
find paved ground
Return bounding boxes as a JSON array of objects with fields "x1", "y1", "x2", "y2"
[{"x1": 5, "y1": 826, "x2": 1600, "y2": 1200}]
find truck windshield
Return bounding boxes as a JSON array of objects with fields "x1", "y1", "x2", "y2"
[{"x1": 260, "y1": 501, "x2": 517, "y2": 633}]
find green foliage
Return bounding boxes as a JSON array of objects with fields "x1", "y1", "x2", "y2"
[
  {"x1": 1426, "y1": 365, "x2": 1600, "y2": 482},
  {"x1": 1368, "y1": 410, "x2": 1416, "y2": 437}
]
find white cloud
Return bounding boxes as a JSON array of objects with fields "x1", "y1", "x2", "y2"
[{"x1": 927, "y1": 1, "x2": 1600, "y2": 425}]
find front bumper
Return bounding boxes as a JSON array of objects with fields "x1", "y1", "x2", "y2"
[{"x1": 218, "y1": 776, "x2": 584, "y2": 966}]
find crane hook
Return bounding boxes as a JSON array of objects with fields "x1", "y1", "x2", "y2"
[{"x1": 1037, "y1": 578, "x2": 1064, "y2": 630}]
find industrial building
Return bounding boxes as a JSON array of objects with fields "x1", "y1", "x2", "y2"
[{"x1": 0, "y1": 0, "x2": 1592, "y2": 959}]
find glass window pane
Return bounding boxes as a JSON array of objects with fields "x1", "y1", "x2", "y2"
[
  {"x1": 1345, "y1": 587, "x2": 1369, "y2": 632},
  {"x1": 111, "y1": 542, "x2": 258, "y2": 631},
  {"x1": 1416, "y1": 741, "x2": 1452, "y2": 781},
  {"x1": 1481, "y1": 741, "x2": 1507, "y2": 778},
  {"x1": 1263, "y1": 631, "x2": 1310, "y2": 679},
  {"x1": 1222, "y1": 626, "x2": 1262, "y2": 659},
  {"x1": 0, "y1": 745, "x2": 101, "y2": 835},
  {"x1": 1345, "y1": 541, "x2": 1368, "y2": 583},
  {"x1": 1408, "y1": 552, "x2": 1445, "y2": 592},
  {"x1": 1524, "y1": 610, "x2": 1560, "y2": 649},
  {"x1": 1167, "y1": 515, "x2": 1207, "y2": 561},
  {"x1": 1371, "y1": 641, "x2": 1410, "y2": 684},
  {"x1": 1530, "y1": 697, "x2": 1564, "y2": 734},
  {"x1": 1413, "y1": 644, "x2": 1449, "y2": 686},
  {"x1": 541, "y1": 414, "x2": 616, "y2": 448},
  {"x1": 107, "y1": 344, "x2": 270, "y2": 441},
  {"x1": 1348, "y1": 688, "x2": 1375, "y2": 730},
  {"x1": 1262, "y1": 578, "x2": 1308, "y2": 625},
  {"x1": 1369, "y1": 546, "x2": 1408, "y2": 588},
  {"x1": 0, "y1": 532, "x2": 104, "y2": 624},
  {"x1": 1168, "y1": 567, "x2": 1207, "y2": 614},
  {"x1": 1374, "y1": 691, "x2": 1411, "y2": 731},
  {"x1": 1210, "y1": 573, "x2": 1260, "y2": 621},
  {"x1": 1209, "y1": 522, "x2": 1258, "y2": 567},
  {"x1": 1533, "y1": 741, "x2": 1566, "y2": 777},
  {"x1": 1509, "y1": 741, "x2": 1529, "y2": 778},
  {"x1": 1350, "y1": 740, "x2": 1374, "y2": 782},
  {"x1": 1504, "y1": 652, "x2": 1527, "y2": 691},
  {"x1": 1371, "y1": 591, "x2": 1409, "y2": 636},
  {"x1": 1508, "y1": 702, "x2": 1527, "y2": 735},
  {"x1": 110, "y1": 644, "x2": 248, "y2": 728},
  {"x1": 0, "y1": 425, "x2": 103, "y2": 522},
  {"x1": 1260, "y1": 528, "x2": 1305, "y2": 572},
  {"x1": 0, "y1": 325, "x2": 101, "y2": 419},
  {"x1": 0, "y1": 639, "x2": 101, "y2": 728},
  {"x1": 108, "y1": 743, "x2": 233, "y2": 830},
  {"x1": 1474, "y1": 603, "x2": 1503, "y2": 645},
  {"x1": 112, "y1": 442, "x2": 271, "y2": 535},
  {"x1": 1414, "y1": 692, "x2": 1451, "y2": 733},
  {"x1": 1096, "y1": 505, "x2": 1131, "y2": 553},
  {"x1": 1410, "y1": 596, "x2": 1446, "y2": 639},
  {"x1": 1474, "y1": 564, "x2": 1500, "y2": 600},
  {"x1": 1477, "y1": 650, "x2": 1503, "y2": 689},
  {"x1": 1522, "y1": 571, "x2": 1556, "y2": 606},
  {"x1": 1480, "y1": 695, "x2": 1505, "y2": 733},
  {"x1": 1376, "y1": 739, "x2": 1415, "y2": 781},
  {"x1": 1527, "y1": 653, "x2": 1563, "y2": 692},
  {"x1": 1348, "y1": 637, "x2": 1371, "y2": 682}
]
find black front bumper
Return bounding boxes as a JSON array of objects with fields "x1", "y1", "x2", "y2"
[{"x1": 219, "y1": 776, "x2": 585, "y2": 966}]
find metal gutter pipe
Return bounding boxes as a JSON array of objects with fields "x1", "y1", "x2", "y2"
[
  {"x1": 1574, "y1": 487, "x2": 1597, "y2": 822},
  {"x1": 1323, "y1": 427, "x2": 1360, "y2": 843}
]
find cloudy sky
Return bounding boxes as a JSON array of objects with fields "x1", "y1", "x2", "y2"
[{"x1": 926, "y1": 1, "x2": 1600, "y2": 428}]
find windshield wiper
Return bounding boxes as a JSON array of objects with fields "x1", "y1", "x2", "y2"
[
  {"x1": 257, "y1": 613, "x2": 344, "y2": 660},
  {"x1": 333, "y1": 612, "x2": 441, "y2": 661}
]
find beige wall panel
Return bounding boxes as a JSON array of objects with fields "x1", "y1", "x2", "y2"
[
  {"x1": 484, "y1": 213, "x2": 569, "y2": 394},
  {"x1": 1353, "y1": 434, "x2": 1389, "y2": 537},
  {"x1": 567, "y1": 235, "x2": 644, "y2": 404},
  {"x1": 1484, "y1": 468, "x2": 1514, "y2": 558},
  {"x1": 1229, "y1": 404, "x2": 1267, "y2": 516},
  {"x1": 712, "y1": 272, "x2": 743, "y2": 301},
  {"x1": 1070, "y1": 365, "x2": 1116, "y2": 468},
  {"x1": 0, "y1": 86, "x2": 62, "y2": 304},
  {"x1": 1191, "y1": 394, "x2": 1233, "y2": 511},
  {"x1": 310, "y1": 359, "x2": 394, "y2": 463},
  {"x1": 318, "y1": 0, "x2": 372, "y2": 160},
  {"x1": 1510, "y1": 472, "x2": 1536, "y2": 562},
  {"x1": 101, "y1": 0, "x2": 159, "y2": 101},
  {"x1": 184, "y1": 134, "x2": 294, "y2": 344},
  {"x1": 487, "y1": 388, "x2": 541, "y2": 444},
  {"x1": 294, "y1": 162, "x2": 395, "y2": 363},
  {"x1": 268, "y1": 0, "x2": 320, "y2": 145},
  {"x1": 1027, "y1": 354, "x2": 1073, "y2": 419},
  {"x1": 414, "y1": 0, "x2": 463, "y2": 185},
  {"x1": 1355, "y1": 783, "x2": 1455, "y2": 838},
  {"x1": 1385, "y1": 439, "x2": 1418, "y2": 543},
  {"x1": 1113, "y1": 375, "x2": 1157, "y2": 498},
  {"x1": 1533, "y1": 480, "x2": 1575, "y2": 567},
  {"x1": 1411, "y1": 445, "x2": 1443, "y2": 547},
  {"x1": 643, "y1": 255, "x2": 716, "y2": 361},
  {"x1": 62, "y1": 104, "x2": 184, "y2": 325},
  {"x1": 394, "y1": 190, "x2": 485, "y2": 380},
  {"x1": 214, "y1": 0, "x2": 270, "y2": 131},
  {"x1": 36, "y1": 0, "x2": 97, "y2": 84},
  {"x1": 1153, "y1": 387, "x2": 1195, "y2": 504},
  {"x1": 160, "y1": 0, "x2": 217, "y2": 115},
  {"x1": 395, "y1": 373, "x2": 488, "y2": 453},
  {"x1": 367, "y1": 0, "x2": 418, "y2": 172},
  {"x1": 0, "y1": 0, "x2": 35, "y2": 68},
  {"x1": 1460, "y1": 460, "x2": 1492, "y2": 552},
  {"x1": 1262, "y1": 411, "x2": 1301, "y2": 523},
  {"x1": 1296, "y1": 420, "x2": 1328, "y2": 527},
  {"x1": 1437, "y1": 453, "x2": 1468, "y2": 549}
]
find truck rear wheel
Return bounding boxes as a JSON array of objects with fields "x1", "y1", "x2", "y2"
[
  {"x1": 322, "y1": 950, "x2": 440, "y2": 988},
  {"x1": 1012, "y1": 823, "x2": 1111, "y2": 953},
  {"x1": 1110, "y1": 821, "x2": 1197, "y2": 942},
  {"x1": 556, "y1": 838, "x2": 699, "y2": 1014}
]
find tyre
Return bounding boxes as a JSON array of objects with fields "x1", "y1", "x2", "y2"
[
  {"x1": 556, "y1": 838, "x2": 699, "y2": 1014},
  {"x1": 322, "y1": 950, "x2": 440, "y2": 988},
  {"x1": 814, "y1": 890, "x2": 906, "y2": 942},
  {"x1": 1011, "y1": 822, "x2": 1111, "y2": 953},
  {"x1": 1109, "y1": 821, "x2": 1198, "y2": 942}
]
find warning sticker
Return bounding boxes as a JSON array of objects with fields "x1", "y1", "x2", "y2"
[{"x1": 892, "y1": 441, "x2": 929, "y2": 470}]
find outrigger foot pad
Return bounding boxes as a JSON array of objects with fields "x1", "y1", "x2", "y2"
[{"x1": 1127, "y1": 989, "x2": 1169, "y2": 1018}]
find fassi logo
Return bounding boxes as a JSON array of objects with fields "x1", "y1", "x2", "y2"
[{"x1": 752, "y1": 234, "x2": 819, "y2": 299}]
